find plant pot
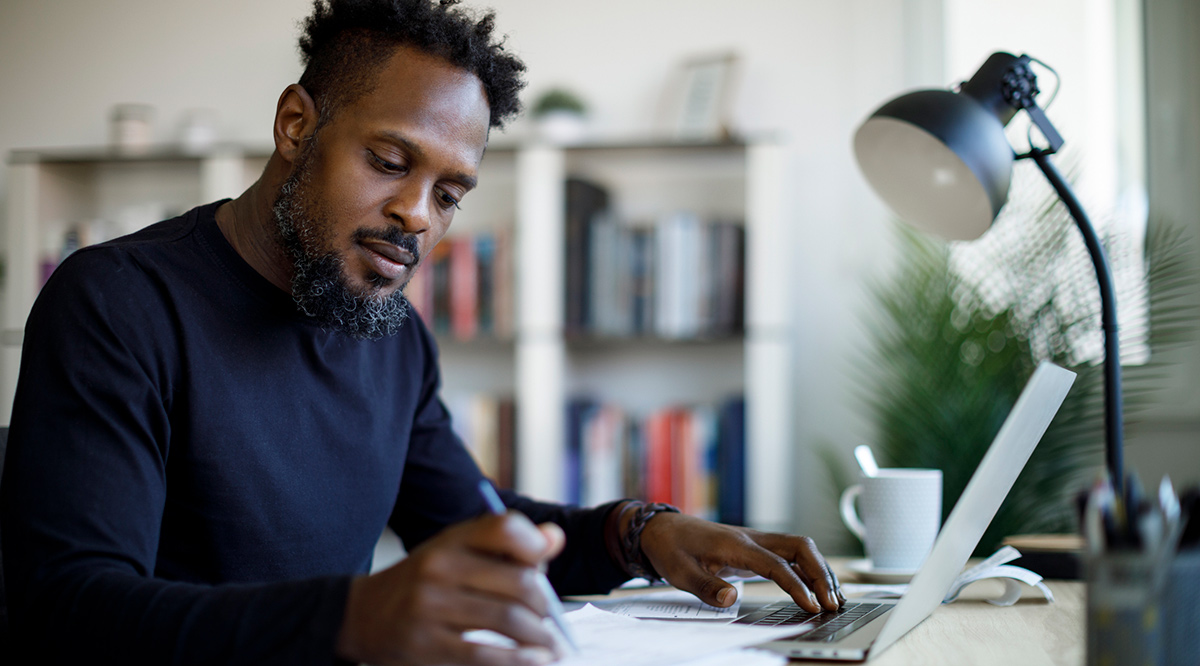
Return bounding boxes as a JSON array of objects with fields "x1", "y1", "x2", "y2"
[{"x1": 535, "y1": 110, "x2": 587, "y2": 144}]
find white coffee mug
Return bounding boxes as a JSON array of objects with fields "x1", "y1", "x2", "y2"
[{"x1": 839, "y1": 468, "x2": 942, "y2": 570}]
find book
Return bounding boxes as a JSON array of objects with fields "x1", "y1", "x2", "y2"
[
  {"x1": 644, "y1": 411, "x2": 674, "y2": 505},
  {"x1": 491, "y1": 229, "x2": 514, "y2": 339},
  {"x1": 582, "y1": 404, "x2": 626, "y2": 506},
  {"x1": 562, "y1": 397, "x2": 745, "y2": 518},
  {"x1": 470, "y1": 395, "x2": 499, "y2": 479},
  {"x1": 495, "y1": 397, "x2": 516, "y2": 489},
  {"x1": 565, "y1": 178, "x2": 610, "y2": 336},
  {"x1": 449, "y1": 237, "x2": 478, "y2": 341},
  {"x1": 429, "y1": 241, "x2": 453, "y2": 335},
  {"x1": 717, "y1": 398, "x2": 746, "y2": 525},
  {"x1": 475, "y1": 234, "x2": 496, "y2": 337},
  {"x1": 442, "y1": 392, "x2": 517, "y2": 488},
  {"x1": 629, "y1": 227, "x2": 655, "y2": 335},
  {"x1": 405, "y1": 258, "x2": 434, "y2": 323},
  {"x1": 565, "y1": 399, "x2": 595, "y2": 505}
]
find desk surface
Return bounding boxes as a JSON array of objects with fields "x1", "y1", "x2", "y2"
[{"x1": 573, "y1": 559, "x2": 1084, "y2": 665}]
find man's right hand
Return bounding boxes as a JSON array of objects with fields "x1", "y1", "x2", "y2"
[{"x1": 336, "y1": 512, "x2": 566, "y2": 666}]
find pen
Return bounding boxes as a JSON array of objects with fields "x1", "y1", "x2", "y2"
[{"x1": 477, "y1": 480, "x2": 580, "y2": 654}]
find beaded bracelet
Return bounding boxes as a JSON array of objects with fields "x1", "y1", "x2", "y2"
[{"x1": 621, "y1": 501, "x2": 681, "y2": 582}]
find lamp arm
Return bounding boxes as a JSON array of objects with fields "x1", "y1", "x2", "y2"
[{"x1": 1026, "y1": 148, "x2": 1125, "y2": 495}]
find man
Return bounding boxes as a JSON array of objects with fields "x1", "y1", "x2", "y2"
[{"x1": 0, "y1": 1, "x2": 843, "y2": 664}]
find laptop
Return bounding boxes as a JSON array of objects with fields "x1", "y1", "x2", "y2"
[{"x1": 734, "y1": 361, "x2": 1076, "y2": 661}]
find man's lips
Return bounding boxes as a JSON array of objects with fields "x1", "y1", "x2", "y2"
[{"x1": 359, "y1": 240, "x2": 415, "y2": 281}]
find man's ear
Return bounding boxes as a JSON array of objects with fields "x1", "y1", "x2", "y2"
[{"x1": 274, "y1": 84, "x2": 319, "y2": 164}]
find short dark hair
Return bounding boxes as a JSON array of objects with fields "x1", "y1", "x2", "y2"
[{"x1": 297, "y1": 0, "x2": 526, "y2": 129}]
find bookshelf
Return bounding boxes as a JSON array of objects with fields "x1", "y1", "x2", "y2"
[
  {"x1": 1, "y1": 145, "x2": 270, "y2": 425},
  {"x1": 509, "y1": 140, "x2": 792, "y2": 531},
  {"x1": 2, "y1": 138, "x2": 794, "y2": 532}
]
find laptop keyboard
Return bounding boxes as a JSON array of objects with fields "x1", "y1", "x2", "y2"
[{"x1": 745, "y1": 601, "x2": 892, "y2": 643}]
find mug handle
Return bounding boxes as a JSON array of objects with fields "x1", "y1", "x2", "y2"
[{"x1": 839, "y1": 484, "x2": 866, "y2": 541}]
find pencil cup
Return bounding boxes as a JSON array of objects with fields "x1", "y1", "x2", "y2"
[
  {"x1": 1085, "y1": 552, "x2": 1162, "y2": 666},
  {"x1": 1163, "y1": 550, "x2": 1200, "y2": 665}
]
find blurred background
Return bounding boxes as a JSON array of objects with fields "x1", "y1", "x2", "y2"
[{"x1": 0, "y1": 0, "x2": 1196, "y2": 553}]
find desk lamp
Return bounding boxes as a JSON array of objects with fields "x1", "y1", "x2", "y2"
[{"x1": 852, "y1": 52, "x2": 1124, "y2": 495}]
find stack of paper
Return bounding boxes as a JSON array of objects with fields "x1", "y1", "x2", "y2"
[
  {"x1": 467, "y1": 602, "x2": 805, "y2": 666},
  {"x1": 553, "y1": 604, "x2": 801, "y2": 666},
  {"x1": 592, "y1": 581, "x2": 744, "y2": 620}
]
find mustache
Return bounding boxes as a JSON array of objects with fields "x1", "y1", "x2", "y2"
[{"x1": 351, "y1": 227, "x2": 421, "y2": 265}]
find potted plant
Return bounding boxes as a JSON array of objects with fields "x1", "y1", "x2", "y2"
[
  {"x1": 848, "y1": 182, "x2": 1195, "y2": 556},
  {"x1": 530, "y1": 87, "x2": 588, "y2": 144}
]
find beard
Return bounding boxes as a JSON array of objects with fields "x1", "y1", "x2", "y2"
[{"x1": 272, "y1": 145, "x2": 416, "y2": 341}]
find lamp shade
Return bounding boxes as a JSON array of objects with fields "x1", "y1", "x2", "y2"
[{"x1": 854, "y1": 89, "x2": 1015, "y2": 241}]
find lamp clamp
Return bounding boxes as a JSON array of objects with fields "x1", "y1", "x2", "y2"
[
  {"x1": 1004, "y1": 55, "x2": 1065, "y2": 159},
  {"x1": 1000, "y1": 57, "x2": 1040, "y2": 110}
]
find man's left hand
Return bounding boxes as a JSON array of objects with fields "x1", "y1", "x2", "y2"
[{"x1": 638, "y1": 512, "x2": 845, "y2": 613}]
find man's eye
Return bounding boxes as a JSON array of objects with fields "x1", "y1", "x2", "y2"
[
  {"x1": 436, "y1": 188, "x2": 461, "y2": 210},
  {"x1": 370, "y1": 152, "x2": 406, "y2": 173}
]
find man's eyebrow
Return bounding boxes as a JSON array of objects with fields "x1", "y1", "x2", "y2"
[{"x1": 374, "y1": 130, "x2": 478, "y2": 190}]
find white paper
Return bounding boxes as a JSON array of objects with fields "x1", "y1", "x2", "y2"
[
  {"x1": 841, "y1": 582, "x2": 909, "y2": 598},
  {"x1": 941, "y1": 547, "x2": 1055, "y2": 606},
  {"x1": 466, "y1": 603, "x2": 808, "y2": 666},
  {"x1": 594, "y1": 581, "x2": 744, "y2": 620},
  {"x1": 669, "y1": 649, "x2": 787, "y2": 666}
]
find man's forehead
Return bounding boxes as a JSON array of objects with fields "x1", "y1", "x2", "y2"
[{"x1": 352, "y1": 45, "x2": 491, "y2": 158}]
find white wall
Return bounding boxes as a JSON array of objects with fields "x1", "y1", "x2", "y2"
[{"x1": 2, "y1": 0, "x2": 1181, "y2": 547}]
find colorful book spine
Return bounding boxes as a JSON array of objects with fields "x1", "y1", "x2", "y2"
[
  {"x1": 563, "y1": 397, "x2": 744, "y2": 517},
  {"x1": 449, "y1": 237, "x2": 478, "y2": 341},
  {"x1": 443, "y1": 392, "x2": 518, "y2": 490},
  {"x1": 718, "y1": 398, "x2": 746, "y2": 525},
  {"x1": 412, "y1": 232, "x2": 512, "y2": 341}
]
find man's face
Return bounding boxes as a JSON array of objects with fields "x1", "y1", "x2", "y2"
[{"x1": 274, "y1": 44, "x2": 490, "y2": 339}]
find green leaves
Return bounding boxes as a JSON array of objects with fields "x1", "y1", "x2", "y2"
[{"x1": 857, "y1": 191, "x2": 1195, "y2": 555}]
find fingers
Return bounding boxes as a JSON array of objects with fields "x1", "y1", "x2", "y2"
[
  {"x1": 754, "y1": 532, "x2": 844, "y2": 611},
  {"x1": 538, "y1": 521, "x2": 566, "y2": 560},
  {"x1": 425, "y1": 627, "x2": 557, "y2": 666},
  {"x1": 337, "y1": 505, "x2": 581, "y2": 666},
  {"x1": 670, "y1": 557, "x2": 743, "y2": 608},
  {"x1": 422, "y1": 546, "x2": 553, "y2": 617},
  {"x1": 736, "y1": 543, "x2": 825, "y2": 613},
  {"x1": 461, "y1": 512, "x2": 556, "y2": 567},
  {"x1": 639, "y1": 514, "x2": 840, "y2": 614},
  {"x1": 440, "y1": 591, "x2": 560, "y2": 650}
]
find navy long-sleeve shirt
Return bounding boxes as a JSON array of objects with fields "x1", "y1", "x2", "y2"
[{"x1": 0, "y1": 200, "x2": 628, "y2": 664}]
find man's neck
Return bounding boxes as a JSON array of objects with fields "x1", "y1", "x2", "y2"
[{"x1": 216, "y1": 154, "x2": 294, "y2": 293}]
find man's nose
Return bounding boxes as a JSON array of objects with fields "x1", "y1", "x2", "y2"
[{"x1": 381, "y1": 184, "x2": 431, "y2": 235}]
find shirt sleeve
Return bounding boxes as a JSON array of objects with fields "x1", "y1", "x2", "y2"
[
  {"x1": 386, "y1": 315, "x2": 631, "y2": 595},
  {"x1": 0, "y1": 249, "x2": 351, "y2": 666}
]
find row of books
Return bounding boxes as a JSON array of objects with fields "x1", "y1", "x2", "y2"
[
  {"x1": 406, "y1": 231, "x2": 514, "y2": 341},
  {"x1": 445, "y1": 393, "x2": 518, "y2": 490},
  {"x1": 565, "y1": 397, "x2": 746, "y2": 524},
  {"x1": 446, "y1": 391, "x2": 747, "y2": 524},
  {"x1": 566, "y1": 178, "x2": 746, "y2": 340}
]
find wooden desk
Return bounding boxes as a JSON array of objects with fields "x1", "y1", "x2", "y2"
[{"x1": 574, "y1": 559, "x2": 1085, "y2": 665}]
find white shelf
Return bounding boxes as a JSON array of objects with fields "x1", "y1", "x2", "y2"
[
  {"x1": 2, "y1": 147, "x2": 269, "y2": 425},
  {"x1": 508, "y1": 141, "x2": 792, "y2": 530}
]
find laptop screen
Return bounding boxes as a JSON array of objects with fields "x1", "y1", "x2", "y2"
[{"x1": 871, "y1": 361, "x2": 1076, "y2": 653}]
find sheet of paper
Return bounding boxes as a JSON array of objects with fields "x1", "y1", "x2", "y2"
[
  {"x1": 466, "y1": 603, "x2": 808, "y2": 666},
  {"x1": 670, "y1": 649, "x2": 787, "y2": 666},
  {"x1": 841, "y1": 582, "x2": 909, "y2": 598},
  {"x1": 594, "y1": 581, "x2": 744, "y2": 620},
  {"x1": 617, "y1": 572, "x2": 766, "y2": 590}
]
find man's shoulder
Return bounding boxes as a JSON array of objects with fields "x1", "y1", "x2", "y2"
[{"x1": 51, "y1": 203, "x2": 216, "y2": 288}]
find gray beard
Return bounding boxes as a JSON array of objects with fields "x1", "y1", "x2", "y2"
[{"x1": 272, "y1": 160, "x2": 410, "y2": 341}]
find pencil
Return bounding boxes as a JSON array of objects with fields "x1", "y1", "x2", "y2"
[{"x1": 477, "y1": 480, "x2": 581, "y2": 654}]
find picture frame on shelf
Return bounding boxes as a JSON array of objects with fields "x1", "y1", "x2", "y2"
[{"x1": 660, "y1": 52, "x2": 740, "y2": 142}]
